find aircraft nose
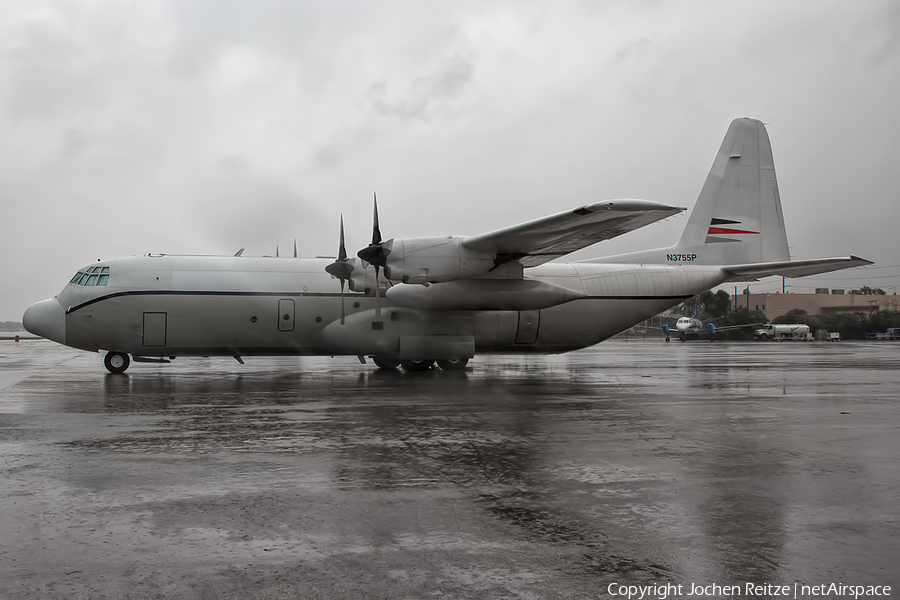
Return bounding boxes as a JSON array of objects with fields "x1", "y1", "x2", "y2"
[{"x1": 23, "y1": 298, "x2": 66, "y2": 345}]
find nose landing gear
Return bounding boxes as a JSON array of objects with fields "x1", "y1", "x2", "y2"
[{"x1": 104, "y1": 351, "x2": 130, "y2": 374}]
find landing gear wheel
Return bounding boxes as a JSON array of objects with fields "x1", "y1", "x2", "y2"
[
  {"x1": 372, "y1": 356, "x2": 400, "y2": 370},
  {"x1": 437, "y1": 358, "x2": 469, "y2": 371},
  {"x1": 680, "y1": 335, "x2": 686, "y2": 343},
  {"x1": 400, "y1": 359, "x2": 434, "y2": 372},
  {"x1": 104, "y1": 352, "x2": 130, "y2": 374}
]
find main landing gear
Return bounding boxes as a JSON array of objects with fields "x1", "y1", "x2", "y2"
[
  {"x1": 372, "y1": 356, "x2": 469, "y2": 372},
  {"x1": 436, "y1": 358, "x2": 468, "y2": 371},
  {"x1": 104, "y1": 351, "x2": 130, "y2": 374}
]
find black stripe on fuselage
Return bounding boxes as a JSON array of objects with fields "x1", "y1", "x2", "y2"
[
  {"x1": 66, "y1": 290, "x2": 351, "y2": 313},
  {"x1": 66, "y1": 290, "x2": 694, "y2": 314}
]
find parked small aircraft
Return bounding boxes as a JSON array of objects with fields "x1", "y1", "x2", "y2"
[
  {"x1": 661, "y1": 304, "x2": 757, "y2": 342},
  {"x1": 23, "y1": 118, "x2": 870, "y2": 373}
]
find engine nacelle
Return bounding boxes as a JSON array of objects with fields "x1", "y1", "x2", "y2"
[{"x1": 382, "y1": 237, "x2": 495, "y2": 284}]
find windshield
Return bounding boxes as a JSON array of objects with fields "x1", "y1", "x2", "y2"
[{"x1": 69, "y1": 265, "x2": 110, "y2": 287}]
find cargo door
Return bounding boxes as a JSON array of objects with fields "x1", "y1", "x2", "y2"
[
  {"x1": 278, "y1": 299, "x2": 295, "y2": 331},
  {"x1": 515, "y1": 310, "x2": 540, "y2": 344},
  {"x1": 142, "y1": 312, "x2": 167, "y2": 346}
]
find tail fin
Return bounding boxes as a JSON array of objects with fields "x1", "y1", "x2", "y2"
[
  {"x1": 694, "y1": 302, "x2": 701, "y2": 320},
  {"x1": 591, "y1": 118, "x2": 791, "y2": 266}
]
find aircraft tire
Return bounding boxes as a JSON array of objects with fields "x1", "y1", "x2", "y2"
[
  {"x1": 372, "y1": 356, "x2": 400, "y2": 370},
  {"x1": 104, "y1": 352, "x2": 130, "y2": 374},
  {"x1": 437, "y1": 358, "x2": 468, "y2": 371},
  {"x1": 401, "y1": 359, "x2": 434, "y2": 371}
]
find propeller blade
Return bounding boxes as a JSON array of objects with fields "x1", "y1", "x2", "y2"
[
  {"x1": 340, "y1": 278, "x2": 346, "y2": 325},
  {"x1": 372, "y1": 192, "x2": 381, "y2": 246},
  {"x1": 374, "y1": 265, "x2": 381, "y2": 320},
  {"x1": 337, "y1": 215, "x2": 347, "y2": 262},
  {"x1": 293, "y1": 239, "x2": 297, "y2": 258},
  {"x1": 276, "y1": 245, "x2": 279, "y2": 258},
  {"x1": 357, "y1": 194, "x2": 391, "y2": 267}
]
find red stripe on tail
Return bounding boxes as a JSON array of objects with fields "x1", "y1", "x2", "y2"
[{"x1": 707, "y1": 227, "x2": 759, "y2": 235}]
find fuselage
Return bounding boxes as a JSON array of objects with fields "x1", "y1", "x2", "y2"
[
  {"x1": 675, "y1": 317, "x2": 704, "y2": 333},
  {"x1": 25, "y1": 254, "x2": 732, "y2": 359}
]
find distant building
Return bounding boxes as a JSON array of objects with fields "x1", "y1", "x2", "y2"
[{"x1": 736, "y1": 293, "x2": 898, "y2": 321}]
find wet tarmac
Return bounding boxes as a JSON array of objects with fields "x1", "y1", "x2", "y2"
[{"x1": 1, "y1": 339, "x2": 897, "y2": 599}]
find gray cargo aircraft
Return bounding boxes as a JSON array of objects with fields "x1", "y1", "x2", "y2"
[{"x1": 23, "y1": 118, "x2": 870, "y2": 373}]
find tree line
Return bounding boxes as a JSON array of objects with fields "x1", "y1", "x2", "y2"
[{"x1": 675, "y1": 290, "x2": 900, "y2": 340}]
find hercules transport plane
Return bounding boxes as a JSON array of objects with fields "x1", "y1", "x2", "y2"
[{"x1": 23, "y1": 118, "x2": 870, "y2": 373}]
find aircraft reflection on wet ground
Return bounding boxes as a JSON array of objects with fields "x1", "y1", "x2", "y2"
[{"x1": 1, "y1": 340, "x2": 897, "y2": 598}]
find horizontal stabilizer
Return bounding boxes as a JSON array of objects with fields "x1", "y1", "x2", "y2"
[
  {"x1": 463, "y1": 199, "x2": 684, "y2": 268},
  {"x1": 722, "y1": 255, "x2": 873, "y2": 282}
]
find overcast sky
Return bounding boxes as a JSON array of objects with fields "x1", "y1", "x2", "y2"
[{"x1": 1, "y1": 0, "x2": 898, "y2": 321}]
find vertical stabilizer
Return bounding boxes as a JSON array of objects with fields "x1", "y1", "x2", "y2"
[{"x1": 589, "y1": 118, "x2": 791, "y2": 266}]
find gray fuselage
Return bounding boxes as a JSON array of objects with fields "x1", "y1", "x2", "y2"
[{"x1": 48, "y1": 254, "x2": 728, "y2": 358}]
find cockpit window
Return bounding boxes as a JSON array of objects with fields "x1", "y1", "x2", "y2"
[{"x1": 70, "y1": 267, "x2": 110, "y2": 286}]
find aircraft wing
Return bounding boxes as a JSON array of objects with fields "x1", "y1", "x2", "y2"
[
  {"x1": 462, "y1": 199, "x2": 684, "y2": 267},
  {"x1": 710, "y1": 323, "x2": 763, "y2": 332},
  {"x1": 721, "y1": 256, "x2": 873, "y2": 282}
]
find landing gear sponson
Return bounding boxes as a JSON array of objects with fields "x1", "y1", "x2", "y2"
[
  {"x1": 104, "y1": 351, "x2": 468, "y2": 373},
  {"x1": 374, "y1": 356, "x2": 469, "y2": 372}
]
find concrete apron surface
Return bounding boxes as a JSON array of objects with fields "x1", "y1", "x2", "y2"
[{"x1": 1, "y1": 339, "x2": 897, "y2": 598}]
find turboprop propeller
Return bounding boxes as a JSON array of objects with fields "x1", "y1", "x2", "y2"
[
  {"x1": 324, "y1": 216, "x2": 353, "y2": 325},
  {"x1": 356, "y1": 193, "x2": 392, "y2": 269},
  {"x1": 356, "y1": 194, "x2": 390, "y2": 319}
]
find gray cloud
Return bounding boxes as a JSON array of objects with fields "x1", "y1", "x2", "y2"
[{"x1": 369, "y1": 53, "x2": 476, "y2": 121}]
